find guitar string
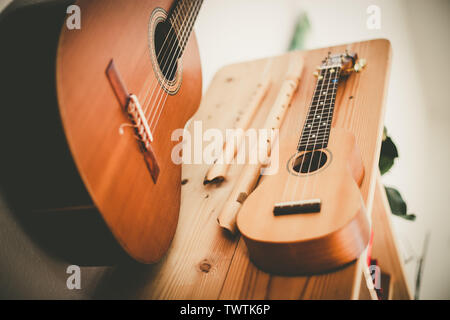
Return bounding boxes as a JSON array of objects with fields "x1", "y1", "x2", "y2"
[
  {"x1": 142, "y1": 0, "x2": 192, "y2": 116},
  {"x1": 308, "y1": 67, "x2": 341, "y2": 199},
  {"x1": 141, "y1": 0, "x2": 199, "y2": 130},
  {"x1": 149, "y1": 1, "x2": 202, "y2": 131},
  {"x1": 141, "y1": 0, "x2": 193, "y2": 116},
  {"x1": 148, "y1": 0, "x2": 203, "y2": 131},
  {"x1": 280, "y1": 64, "x2": 325, "y2": 202},
  {"x1": 288, "y1": 66, "x2": 329, "y2": 202},
  {"x1": 136, "y1": 1, "x2": 185, "y2": 115},
  {"x1": 143, "y1": 0, "x2": 201, "y2": 130}
]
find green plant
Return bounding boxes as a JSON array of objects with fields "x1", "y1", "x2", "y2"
[
  {"x1": 379, "y1": 127, "x2": 398, "y2": 175},
  {"x1": 379, "y1": 127, "x2": 416, "y2": 221}
]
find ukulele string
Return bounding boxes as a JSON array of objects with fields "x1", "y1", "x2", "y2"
[
  {"x1": 142, "y1": 0, "x2": 194, "y2": 117},
  {"x1": 309, "y1": 66, "x2": 341, "y2": 199},
  {"x1": 298, "y1": 66, "x2": 338, "y2": 201},
  {"x1": 136, "y1": 1, "x2": 185, "y2": 115},
  {"x1": 149, "y1": 0, "x2": 202, "y2": 132},
  {"x1": 144, "y1": 0, "x2": 201, "y2": 131},
  {"x1": 292, "y1": 66, "x2": 330, "y2": 202},
  {"x1": 288, "y1": 66, "x2": 329, "y2": 202},
  {"x1": 280, "y1": 63, "x2": 326, "y2": 202}
]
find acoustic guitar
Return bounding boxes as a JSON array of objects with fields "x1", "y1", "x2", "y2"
[
  {"x1": 236, "y1": 52, "x2": 371, "y2": 275},
  {"x1": 0, "y1": 0, "x2": 203, "y2": 263}
]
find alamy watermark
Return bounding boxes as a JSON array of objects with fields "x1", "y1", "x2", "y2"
[
  {"x1": 66, "y1": 5, "x2": 81, "y2": 30},
  {"x1": 366, "y1": 5, "x2": 381, "y2": 30},
  {"x1": 369, "y1": 264, "x2": 381, "y2": 290},
  {"x1": 171, "y1": 121, "x2": 280, "y2": 175},
  {"x1": 66, "y1": 265, "x2": 81, "y2": 290}
]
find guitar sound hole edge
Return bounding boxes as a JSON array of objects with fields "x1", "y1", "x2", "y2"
[{"x1": 148, "y1": 7, "x2": 183, "y2": 95}]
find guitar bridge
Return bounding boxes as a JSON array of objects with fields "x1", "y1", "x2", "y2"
[
  {"x1": 106, "y1": 59, "x2": 160, "y2": 183},
  {"x1": 273, "y1": 199, "x2": 321, "y2": 216}
]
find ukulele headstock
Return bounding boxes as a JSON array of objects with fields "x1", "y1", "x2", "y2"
[{"x1": 315, "y1": 51, "x2": 366, "y2": 79}]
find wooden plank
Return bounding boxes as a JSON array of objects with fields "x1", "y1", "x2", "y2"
[
  {"x1": 219, "y1": 243, "x2": 363, "y2": 299},
  {"x1": 137, "y1": 39, "x2": 392, "y2": 299},
  {"x1": 138, "y1": 51, "x2": 302, "y2": 299},
  {"x1": 360, "y1": 261, "x2": 380, "y2": 300},
  {"x1": 371, "y1": 175, "x2": 413, "y2": 300}
]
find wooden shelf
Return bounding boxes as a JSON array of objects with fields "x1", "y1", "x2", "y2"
[
  {"x1": 135, "y1": 39, "x2": 411, "y2": 300},
  {"x1": 370, "y1": 174, "x2": 413, "y2": 299}
]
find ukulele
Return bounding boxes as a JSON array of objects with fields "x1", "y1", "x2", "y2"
[
  {"x1": 236, "y1": 52, "x2": 371, "y2": 275},
  {"x1": 0, "y1": 0, "x2": 203, "y2": 263}
]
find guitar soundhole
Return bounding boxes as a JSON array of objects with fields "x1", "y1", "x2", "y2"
[
  {"x1": 154, "y1": 20, "x2": 180, "y2": 82},
  {"x1": 292, "y1": 151, "x2": 328, "y2": 174},
  {"x1": 148, "y1": 8, "x2": 182, "y2": 95}
]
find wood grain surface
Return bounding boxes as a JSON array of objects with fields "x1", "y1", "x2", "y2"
[
  {"x1": 237, "y1": 127, "x2": 369, "y2": 275},
  {"x1": 132, "y1": 39, "x2": 393, "y2": 299}
]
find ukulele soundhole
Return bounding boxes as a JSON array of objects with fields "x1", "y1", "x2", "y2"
[{"x1": 290, "y1": 150, "x2": 329, "y2": 175}]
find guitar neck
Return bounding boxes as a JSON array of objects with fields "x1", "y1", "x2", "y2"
[
  {"x1": 297, "y1": 66, "x2": 342, "y2": 151},
  {"x1": 168, "y1": 0, "x2": 204, "y2": 57}
]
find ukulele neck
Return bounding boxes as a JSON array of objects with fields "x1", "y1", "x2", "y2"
[{"x1": 297, "y1": 66, "x2": 342, "y2": 152}]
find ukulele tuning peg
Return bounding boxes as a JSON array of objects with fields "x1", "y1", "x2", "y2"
[{"x1": 353, "y1": 58, "x2": 367, "y2": 72}]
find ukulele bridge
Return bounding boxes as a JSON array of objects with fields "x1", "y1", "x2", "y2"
[{"x1": 273, "y1": 199, "x2": 321, "y2": 216}]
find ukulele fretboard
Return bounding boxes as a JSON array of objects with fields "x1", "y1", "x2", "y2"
[{"x1": 297, "y1": 66, "x2": 341, "y2": 151}]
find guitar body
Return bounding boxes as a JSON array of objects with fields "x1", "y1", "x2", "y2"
[
  {"x1": 0, "y1": 0, "x2": 202, "y2": 263},
  {"x1": 237, "y1": 128, "x2": 370, "y2": 275},
  {"x1": 56, "y1": 0, "x2": 202, "y2": 263}
]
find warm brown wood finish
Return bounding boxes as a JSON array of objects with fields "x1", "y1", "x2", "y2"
[
  {"x1": 234, "y1": 51, "x2": 371, "y2": 274},
  {"x1": 1, "y1": 4, "x2": 408, "y2": 298},
  {"x1": 127, "y1": 39, "x2": 393, "y2": 299},
  {"x1": 55, "y1": 0, "x2": 202, "y2": 263},
  {"x1": 237, "y1": 128, "x2": 370, "y2": 274},
  {"x1": 0, "y1": 0, "x2": 201, "y2": 263}
]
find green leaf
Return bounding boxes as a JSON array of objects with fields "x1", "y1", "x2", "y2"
[
  {"x1": 384, "y1": 186, "x2": 416, "y2": 221},
  {"x1": 379, "y1": 127, "x2": 399, "y2": 175},
  {"x1": 288, "y1": 13, "x2": 311, "y2": 51}
]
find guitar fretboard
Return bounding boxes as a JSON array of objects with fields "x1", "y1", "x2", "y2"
[
  {"x1": 168, "y1": 0, "x2": 203, "y2": 57},
  {"x1": 297, "y1": 66, "x2": 341, "y2": 151}
]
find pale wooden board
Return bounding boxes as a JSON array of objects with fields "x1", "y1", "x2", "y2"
[
  {"x1": 137, "y1": 39, "x2": 392, "y2": 299},
  {"x1": 371, "y1": 175, "x2": 413, "y2": 300}
]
